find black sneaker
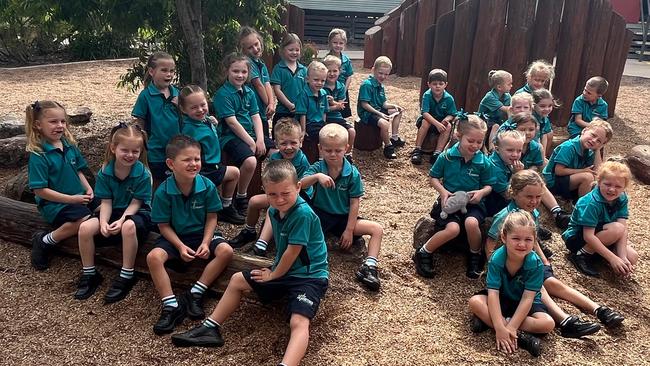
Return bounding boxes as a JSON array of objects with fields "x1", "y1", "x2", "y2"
[
  {"x1": 469, "y1": 315, "x2": 489, "y2": 333},
  {"x1": 559, "y1": 315, "x2": 601, "y2": 338},
  {"x1": 104, "y1": 276, "x2": 137, "y2": 304},
  {"x1": 234, "y1": 196, "x2": 249, "y2": 216},
  {"x1": 430, "y1": 151, "x2": 441, "y2": 165},
  {"x1": 229, "y1": 229, "x2": 257, "y2": 248},
  {"x1": 183, "y1": 291, "x2": 205, "y2": 320},
  {"x1": 595, "y1": 306, "x2": 625, "y2": 328},
  {"x1": 570, "y1": 253, "x2": 600, "y2": 277},
  {"x1": 410, "y1": 148, "x2": 424, "y2": 165},
  {"x1": 383, "y1": 145, "x2": 397, "y2": 159},
  {"x1": 390, "y1": 137, "x2": 406, "y2": 148},
  {"x1": 355, "y1": 264, "x2": 380, "y2": 291},
  {"x1": 252, "y1": 246, "x2": 267, "y2": 257},
  {"x1": 554, "y1": 210, "x2": 571, "y2": 230},
  {"x1": 537, "y1": 226, "x2": 552, "y2": 241},
  {"x1": 517, "y1": 331, "x2": 542, "y2": 357},
  {"x1": 412, "y1": 249, "x2": 435, "y2": 278},
  {"x1": 153, "y1": 303, "x2": 187, "y2": 335},
  {"x1": 31, "y1": 231, "x2": 50, "y2": 271},
  {"x1": 539, "y1": 241, "x2": 554, "y2": 259},
  {"x1": 172, "y1": 324, "x2": 224, "y2": 348},
  {"x1": 74, "y1": 272, "x2": 103, "y2": 300},
  {"x1": 466, "y1": 252, "x2": 483, "y2": 279},
  {"x1": 218, "y1": 205, "x2": 245, "y2": 225}
]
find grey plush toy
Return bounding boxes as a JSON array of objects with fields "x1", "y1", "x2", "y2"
[{"x1": 440, "y1": 191, "x2": 470, "y2": 219}]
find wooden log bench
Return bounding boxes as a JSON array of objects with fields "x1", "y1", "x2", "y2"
[
  {"x1": 221, "y1": 151, "x2": 264, "y2": 197},
  {"x1": 302, "y1": 135, "x2": 320, "y2": 164},
  {"x1": 353, "y1": 120, "x2": 382, "y2": 151}
]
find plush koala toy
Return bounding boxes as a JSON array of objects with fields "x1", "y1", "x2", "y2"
[{"x1": 440, "y1": 191, "x2": 470, "y2": 219}]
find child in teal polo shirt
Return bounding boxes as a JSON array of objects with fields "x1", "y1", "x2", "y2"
[
  {"x1": 484, "y1": 130, "x2": 525, "y2": 217},
  {"x1": 469, "y1": 210, "x2": 555, "y2": 357},
  {"x1": 132, "y1": 51, "x2": 180, "y2": 191},
  {"x1": 271, "y1": 33, "x2": 308, "y2": 126},
  {"x1": 327, "y1": 28, "x2": 354, "y2": 118},
  {"x1": 479, "y1": 70, "x2": 512, "y2": 152},
  {"x1": 514, "y1": 60, "x2": 554, "y2": 95},
  {"x1": 567, "y1": 76, "x2": 609, "y2": 138},
  {"x1": 300, "y1": 124, "x2": 385, "y2": 291},
  {"x1": 178, "y1": 84, "x2": 244, "y2": 225},
  {"x1": 172, "y1": 160, "x2": 328, "y2": 366},
  {"x1": 531, "y1": 88, "x2": 557, "y2": 158},
  {"x1": 357, "y1": 56, "x2": 405, "y2": 159},
  {"x1": 27, "y1": 100, "x2": 99, "y2": 271},
  {"x1": 295, "y1": 61, "x2": 329, "y2": 141},
  {"x1": 323, "y1": 55, "x2": 355, "y2": 159},
  {"x1": 146, "y1": 136, "x2": 233, "y2": 336},
  {"x1": 411, "y1": 69, "x2": 457, "y2": 165},
  {"x1": 75, "y1": 124, "x2": 152, "y2": 304},
  {"x1": 563, "y1": 161, "x2": 638, "y2": 278},
  {"x1": 543, "y1": 119, "x2": 612, "y2": 201}
]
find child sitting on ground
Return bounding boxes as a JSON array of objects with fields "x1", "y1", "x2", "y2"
[
  {"x1": 357, "y1": 56, "x2": 405, "y2": 159},
  {"x1": 296, "y1": 60, "x2": 329, "y2": 141},
  {"x1": 301, "y1": 124, "x2": 384, "y2": 291},
  {"x1": 563, "y1": 161, "x2": 638, "y2": 278},
  {"x1": 468, "y1": 210, "x2": 555, "y2": 357},
  {"x1": 410, "y1": 68, "x2": 457, "y2": 165},
  {"x1": 322, "y1": 55, "x2": 355, "y2": 158},
  {"x1": 514, "y1": 59, "x2": 554, "y2": 95},
  {"x1": 479, "y1": 70, "x2": 512, "y2": 152},
  {"x1": 567, "y1": 76, "x2": 609, "y2": 138},
  {"x1": 146, "y1": 136, "x2": 233, "y2": 335},
  {"x1": 171, "y1": 160, "x2": 328, "y2": 366},
  {"x1": 484, "y1": 130, "x2": 525, "y2": 217},
  {"x1": 531, "y1": 88, "x2": 558, "y2": 158}
]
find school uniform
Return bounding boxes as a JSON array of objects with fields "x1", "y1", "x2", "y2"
[
  {"x1": 248, "y1": 56, "x2": 272, "y2": 135},
  {"x1": 562, "y1": 186, "x2": 628, "y2": 253},
  {"x1": 295, "y1": 83, "x2": 329, "y2": 139},
  {"x1": 269, "y1": 150, "x2": 314, "y2": 199},
  {"x1": 514, "y1": 83, "x2": 533, "y2": 95},
  {"x1": 521, "y1": 140, "x2": 545, "y2": 169},
  {"x1": 478, "y1": 89, "x2": 511, "y2": 128},
  {"x1": 28, "y1": 139, "x2": 100, "y2": 227},
  {"x1": 182, "y1": 115, "x2": 227, "y2": 186},
  {"x1": 357, "y1": 75, "x2": 387, "y2": 126},
  {"x1": 270, "y1": 59, "x2": 307, "y2": 122},
  {"x1": 415, "y1": 90, "x2": 457, "y2": 132},
  {"x1": 323, "y1": 80, "x2": 352, "y2": 129},
  {"x1": 151, "y1": 174, "x2": 225, "y2": 260},
  {"x1": 242, "y1": 197, "x2": 328, "y2": 319},
  {"x1": 132, "y1": 83, "x2": 180, "y2": 181},
  {"x1": 484, "y1": 152, "x2": 512, "y2": 216},
  {"x1": 332, "y1": 52, "x2": 354, "y2": 118},
  {"x1": 532, "y1": 111, "x2": 553, "y2": 142},
  {"x1": 542, "y1": 136, "x2": 594, "y2": 200},
  {"x1": 488, "y1": 202, "x2": 541, "y2": 241},
  {"x1": 567, "y1": 95, "x2": 608, "y2": 137}
]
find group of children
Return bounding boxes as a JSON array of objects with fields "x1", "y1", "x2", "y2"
[{"x1": 23, "y1": 23, "x2": 639, "y2": 362}]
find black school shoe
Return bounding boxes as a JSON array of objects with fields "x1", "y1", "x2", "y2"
[
  {"x1": 469, "y1": 315, "x2": 489, "y2": 333},
  {"x1": 537, "y1": 226, "x2": 552, "y2": 241},
  {"x1": 559, "y1": 316, "x2": 601, "y2": 338},
  {"x1": 383, "y1": 145, "x2": 397, "y2": 159},
  {"x1": 569, "y1": 252, "x2": 600, "y2": 277},
  {"x1": 595, "y1": 306, "x2": 625, "y2": 328},
  {"x1": 31, "y1": 231, "x2": 50, "y2": 271},
  {"x1": 539, "y1": 241, "x2": 554, "y2": 259},
  {"x1": 390, "y1": 137, "x2": 406, "y2": 148},
  {"x1": 410, "y1": 148, "x2": 424, "y2": 165},
  {"x1": 74, "y1": 272, "x2": 103, "y2": 300},
  {"x1": 355, "y1": 264, "x2": 381, "y2": 291},
  {"x1": 218, "y1": 205, "x2": 246, "y2": 225},
  {"x1": 183, "y1": 291, "x2": 205, "y2": 320},
  {"x1": 430, "y1": 151, "x2": 441, "y2": 165},
  {"x1": 172, "y1": 324, "x2": 224, "y2": 348},
  {"x1": 466, "y1": 252, "x2": 483, "y2": 279},
  {"x1": 229, "y1": 229, "x2": 257, "y2": 248},
  {"x1": 554, "y1": 210, "x2": 571, "y2": 230},
  {"x1": 517, "y1": 331, "x2": 542, "y2": 357},
  {"x1": 234, "y1": 196, "x2": 249, "y2": 216},
  {"x1": 412, "y1": 249, "x2": 435, "y2": 278},
  {"x1": 252, "y1": 246, "x2": 267, "y2": 257},
  {"x1": 153, "y1": 303, "x2": 187, "y2": 335},
  {"x1": 104, "y1": 276, "x2": 138, "y2": 304}
]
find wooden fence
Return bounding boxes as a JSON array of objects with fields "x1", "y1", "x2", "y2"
[{"x1": 364, "y1": 0, "x2": 633, "y2": 125}]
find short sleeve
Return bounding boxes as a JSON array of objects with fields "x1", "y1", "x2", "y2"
[
  {"x1": 93, "y1": 171, "x2": 112, "y2": 199},
  {"x1": 248, "y1": 92, "x2": 259, "y2": 116},
  {"x1": 215, "y1": 92, "x2": 236, "y2": 119},
  {"x1": 133, "y1": 170, "x2": 153, "y2": 203},
  {"x1": 446, "y1": 96, "x2": 458, "y2": 116},
  {"x1": 336, "y1": 84, "x2": 347, "y2": 100},
  {"x1": 524, "y1": 263, "x2": 544, "y2": 292},
  {"x1": 480, "y1": 160, "x2": 497, "y2": 186},
  {"x1": 597, "y1": 101, "x2": 609, "y2": 119},
  {"x1": 304, "y1": 162, "x2": 320, "y2": 177},
  {"x1": 132, "y1": 91, "x2": 149, "y2": 119},
  {"x1": 490, "y1": 164, "x2": 509, "y2": 194},
  {"x1": 553, "y1": 144, "x2": 574, "y2": 167},
  {"x1": 571, "y1": 98, "x2": 582, "y2": 114},
  {"x1": 349, "y1": 169, "x2": 364, "y2": 198},
  {"x1": 421, "y1": 92, "x2": 431, "y2": 114},
  {"x1": 502, "y1": 93, "x2": 511, "y2": 106},
  {"x1": 205, "y1": 182, "x2": 223, "y2": 212},
  {"x1": 295, "y1": 92, "x2": 307, "y2": 116},
  {"x1": 28, "y1": 153, "x2": 49, "y2": 190},
  {"x1": 574, "y1": 200, "x2": 601, "y2": 228},
  {"x1": 486, "y1": 261, "x2": 502, "y2": 290},
  {"x1": 528, "y1": 142, "x2": 545, "y2": 167},
  {"x1": 480, "y1": 93, "x2": 502, "y2": 113},
  {"x1": 617, "y1": 195, "x2": 629, "y2": 219},
  {"x1": 270, "y1": 65, "x2": 283, "y2": 85},
  {"x1": 249, "y1": 62, "x2": 261, "y2": 81},
  {"x1": 73, "y1": 146, "x2": 88, "y2": 170},
  {"x1": 151, "y1": 188, "x2": 172, "y2": 224},
  {"x1": 358, "y1": 82, "x2": 373, "y2": 103},
  {"x1": 488, "y1": 213, "x2": 503, "y2": 240},
  {"x1": 429, "y1": 153, "x2": 446, "y2": 178},
  {"x1": 286, "y1": 214, "x2": 310, "y2": 246}
]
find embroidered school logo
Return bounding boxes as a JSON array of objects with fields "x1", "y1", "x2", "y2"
[
  {"x1": 191, "y1": 199, "x2": 204, "y2": 210},
  {"x1": 296, "y1": 293, "x2": 314, "y2": 307},
  {"x1": 126, "y1": 186, "x2": 135, "y2": 195},
  {"x1": 280, "y1": 231, "x2": 288, "y2": 237},
  {"x1": 466, "y1": 167, "x2": 479, "y2": 177}
]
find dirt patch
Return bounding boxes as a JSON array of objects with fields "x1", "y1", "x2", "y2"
[{"x1": 0, "y1": 61, "x2": 649, "y2": 365}]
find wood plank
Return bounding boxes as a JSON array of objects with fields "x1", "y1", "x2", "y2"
[
  {"x1": 603, "y1": 15, "x2": 634, "y2": 116},
  {"x1": 436, "y1": 0, "x2": 455, "y2": 18},
  {"x1": 575, "y1": 0, "x2": 613, "y2": 98},
  {"x1": 446, "y1": 0, "x2": 479, "y2": 110},
  {"x1": 501, "y1": 0, "x2": 536, "y2": 90},
  {"x1": 375, "y1": 15, "x2": 390, "y2": 26},
  {"x1": 413, "y1": 0, "x2": 438, "y2": 76},
  {"x1": 420, "y1": 24, "x2": 437, "y2": 98},
  {"x1": 288, "y1": 4, "x2": 305, "y2": 40},
  {"x1": 551, "y1": 0, "x2": 591, "y2": 126},
  {"x1": 397, "y1": 3, "x2": 419, "y2": 76},
  {"x1": 381, "y1": 16, "x2": 399, "y2": 71},
  {"x1": 529, "y1": 0, "x2": 563, "y2": 64},
  {"x1": 423, "y1": 10, "x2": 456, "y2": 99},
  {"x1": 364, "y1": 26, "x2": 384, "y2": 69},
  {"x1": 465, "y1": 0, "x2": 508, "y2": 112}
]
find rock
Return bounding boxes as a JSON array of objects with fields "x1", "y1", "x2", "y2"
[
  {"x1": 68, "y1": 107, "x2": 93, "y2": 125},
  {"x1": 626, "y1": 145, "x2": 650, "y2": 184},
  {"x1": 0, "y1": 135, "x2": 27, "y2": 168},
  {"x1": 2, "y1": 166, "x2": 95, "y2": 203},
  {"x1": 413, "y1": 216, "x2": 436, "y2": 249},
  {"x1": 0, "y1": 114, "x2": 25, "y2": 139}
]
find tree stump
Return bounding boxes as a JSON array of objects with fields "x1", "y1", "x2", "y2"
[
  {"x1": 0, "y1": 115, "x2": 25, "y2": 139},
  {"x1": 67, "y1": 107, "x2": 93, "y2": 125},
  {"x1": 2, "y1": 166, "x2": 96, "y2": 203},
  {"x1": 353, "y1": 121, "x2": 382, "y2": 151},
  {"x1": 0, "y1": 135, "x2": 28, "y2": 168},
  {"x1": 626, "y1": 145, "x2": 650, "y2": 184},
  {"x1": 413, "y1": 216, "x2": 436, "y2": 249},
  {"x1": 302, "y1": 135, "x2": 319, "y2": 164}
]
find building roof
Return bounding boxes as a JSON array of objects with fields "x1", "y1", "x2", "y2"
[{"x1": 289, "y1": 0, "x2": 402, "y2": 14}]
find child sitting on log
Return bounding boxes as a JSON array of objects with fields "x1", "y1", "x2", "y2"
[
  {"x1": 322, "y1": 55, "x2": 355, "y2": 159},
  {"x1": 567, "y1": 76, "x2": 609, "y2": 138}
]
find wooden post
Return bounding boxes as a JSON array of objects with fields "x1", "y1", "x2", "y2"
[
  {"x1": 575, "y1": 0, "x2": 613, "y2": 98},
  {"x1": 552, "y1": 0, "x2": 591, "y2": 126},
  {"x1": 421, "y1": 11, "x2": 455, "y2": 99},
  {"x1": 603, "y1": 15, "x2": 634, "y2": 116},
  {"x1": 500, "y1": 0, "x2": 536, "y2": 90},
  {"x1": 436, "y1": 0, "x2": 455, "y2": 18},
  {"x1": 447, "y1": 0, "x2": 480, "y2": 110},
  {"x1": 287, "y1": 4, "x2": 305, "y2": 40},
  {"x1": 465, "y1": 0, "x2": 508, "y2": 113},
  {"x1": 364, "y1": 26, "x2": 383, "y2": 69},
  {"x1": 529, "y1": 0, "x2": 563, "y2": 66},
  {"x1": 397, "y1": 3, "x2": 419, "y2": 76},
  {"x1": 381, "y1": 16, "x2": 399, "y2": 69},
  {"x1": 420, "y1": 24, "x2": 437, "y2": 98},
  {"x1": 413, "y1": 0, "x2": 438, "y2": 76}
]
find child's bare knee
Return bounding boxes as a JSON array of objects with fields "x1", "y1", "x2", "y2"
[
  {"x1": 468, "y1": 295, "x2": 486, "y2": 312},
  {"x1": 78, "y1": 220, "x2": 96, "y2": 238},
  {"x1": 146, "y1": 249, "x2": 167, "y2": 267},
  {"x1": 121, "y1": 220, "x2": 137, "y2": 236},
  {"x1": 215, "y1": 243, "x2": 234, "y2": 259},
  {"x1": 465, "y1": 217, "x2": 479, "y2": 230},
  {"x1": 290, "y1": 313, "x2": 310, "y2": 331},
  {"x1": 242, "y1": 156, "x2": 257, "y2": 170},
  {"x1": 447, "y1": 222, "x2": 461, "y2": 236}
]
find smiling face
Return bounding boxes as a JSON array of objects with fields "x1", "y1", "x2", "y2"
[
  {"x1": 458, "y1": 128, "x2": 485, "y2": 157},
  {"x1": 496, "y1": 136, "x2": 523, "y2": 165},
  {"x1": 513, "y1": 183, "x2": 544, "y2": 212},
  {"x1": 515, "y1": 120, "x2": 537, "y2": 143},
  {"x1": 527, "y1": 72, "x2": 548, "y2": 91},
  {"x1": 35, "y1": 107, "x2": 67, "y2": 144},
  {"x1": 149, "y1": 58, "x2": 176, "y2": 90},
  {"x1": 326, "y1": 63, "x2": 340, "y2": 84},
  {"x1": 227, "y1": 60, "x2": 249, "y2": 88},
  {"x1": 166, "y1": 146, "x2": 201, "y2": 181},
  {"x1": 181, "y1": 92, "x2": 209, "y2": 121},
  {"x1": 283, "y1": 41, "x2": 301, "y2": 63},
  {"x1": 329, "y1": 34, "x2": 346, "y2": 55},
  {"x1": 241, "y1": 33, "x2": 263, "y2": 59},
  {"x1": 307, "y1": 69, "x2": 327, "y2": 93},
  {"x1": 264, "y1": 178, "x2": 301, "y2": 214},
  {"x1": 598, "y1": 175, "x2": 626, "y2": 202},
  {"x1": 535, "y1": 97, "x2": 553, "y2": 117},
  {"x1": 276, "y1": 131, "x2": 302, "y2": 160},
  {"x1": 111, "y1": 136, "x2": 143, "y2": 169},
  {"x1": 502, "y1": 225, "x2": 536, "y2": 258},
  {"x1": 580, "y1": 126, "x2": 607, "y2": 151}
]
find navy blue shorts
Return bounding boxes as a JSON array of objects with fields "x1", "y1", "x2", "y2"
[
  {"x1": 223, "y1": 138, "x2": 255, "y2": 167},
  {"x1": 341, "y1": 91, "x2": 352, "y2": 118},
  {"x1": 52, "y1": 197, "x2": 101, "y2": 228},
  {"x1": 484, "y1": 191, "x2": 509, "y2": 217},
  {"x1": 154, "y1": 231, "x2": 228, "y2": 262},
  {"x1": 361, "y1": 107, "x2": 388, "y2": 127},
  {"x1": 475, "y1": 289, "x2": 548, "y2": 317},
  {"x1": 415, "y1": 116, "x2": 443, "y2": 134},
  {"x1": 90, "y1": 209, "x2": 152, "y2": 246},
  {"x1": 563, "y1": 224, "x2": 605, "y2": 253},
  {"x1": 429, "y1": 198, "x2": 486, "y2": 229},
  {"x1": 326, "y1": 116, "x2": 354, "y2": 131},
  {"x1": 312, "y1": 206, "x2": 361, "y2": 242},
  {"x1": 149, "y1": 161, "x2": 172, "y2": 183},
  {"x1": 201, "y1": 164, "x2": 228, "y2": 187},
  {"x1": 242, "y1": 271, "x2": 328, "y2": 320},
  {"x1": 549, "y1": 175, "x2": 578, "y2": 201},
  {"x1": 305, "y1": 121, "x2": 325, "y2": 140},
  {"x1": 543, "y1": 264, "x2": 555, "y2": 281}
]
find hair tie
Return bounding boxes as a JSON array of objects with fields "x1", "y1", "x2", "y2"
[
  {"x1": 31, "y1": 100, "x2": 41, "y2": 111},
  {"x1": 109, "y1": 122, "x2": 129, "y2": 137},
  {"x1": 455, "y1": 109, "x2": 468, "y2": 120}
]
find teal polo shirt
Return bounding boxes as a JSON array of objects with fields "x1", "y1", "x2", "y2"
[
  {"x1": 488, "y1": 151, "x2": 512, "y2": 194},
  {"x1": 151, "y1": 174, "x2": 222, "y2": 236},
  {"x1": 270, "y1": 60, "x2": 307, "y2": 114},
  {"x1": 429, "y1": 142, "x2": 496, "y2": 193},
  {"x1": 323, "y1": 81, "x2": 347, "y2": 120},
  {"x1": 357, "y1": 76, "x2": 386, "y2": 122},
  {"x1": 270, "y1": 149, "x2": 314, "y2": 197},
  {"x1": 522, "y1": 140, "x2": 544, "y2": 169},
  {"x1": 567, "y1": 95, "x2": 608, "y2": 137},
  {"x1": 328, "y1": 52, "x2": 353, "y2": 85},
  {"x1": 478, "y1": 89, "x2": 511, "y2": 125},
  {"x1": 486, "y1": 245, "x2": 544, "y2": 305},
  {"x1": 305, "y1": 158, "x2": 364, "y2": 215},
  {"x1": 248, "y1": 56, "x2": 271, "y2": 120},
  {"x1": 420, "y1": 90, "x2": 457, "y2": 121},
  {"x1": 562, "y1": 186, "x2": 629, "y2": 241},
  {"x1": 132, "y1": 83, "x2": 180, "y2": 163},
  {"x1": 214, "y1": 82, "x2": 259, "y2": 147},
  {"x1": 269, "y1": 197, "x2": 329, "y2": 279},
  {"x1": 542, "y1": 136, "x2": 595, "y2": 188},
  {"x1": 488, "y1": 202, "x2": 540, "y2": 240},
  {"x1": 295, "y1": 83, "x2": 329, "y2": 125},
  {"x1": 182, "y1": 115, "x2": 221, "y2": 165},
  {"x1": 28, "y1": 139, "x2": 88, "y2": 224},
  {"x1": 514, "y1": 83, "x2": 532, "y2": 95},
  {"x1": 532, "y1": 111, "x2": 553, "y2": 141},
  {"x1": 94, "y1": 160, "x2": 152, "y2": 211}
]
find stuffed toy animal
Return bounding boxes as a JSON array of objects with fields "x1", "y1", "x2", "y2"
[{"x1": 440, "y1": 191, "x2": 470, "y2": 219}]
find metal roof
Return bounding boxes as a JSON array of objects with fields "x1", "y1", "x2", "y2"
[{"x1": 289, "y1": 0, "x2": 402, "y2": 14}]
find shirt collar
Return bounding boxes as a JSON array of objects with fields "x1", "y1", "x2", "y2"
[
  {"x1": 448, "y1": 142, "x2": 483, "y2": 163},
  {"x1": 506, "y1": 201, "x2": 540, "y2": 220},
  {"x1": 569, "y1": 136, "x2": 586, "y2": 157},
  {"x1": 166, "y1": 174, "x2": 208, "y2": 195},
  {"x1": 368, "y1": 75, "x2": 381, "y2": 88},
  {"x1": 273, "y1": 196, "x2": 307, "y2": 222},
  {"x1": 222, "y1": 80, "x2": 247, "y2": 96},
  {"x1": 491, "y1": 245, "x2": 539, "y2": 270},
  {"x1": 102, "y1": 160, "x2": 146, "y2": 179},
  {"x1": 42, "y1": 138, "x2": 73, "y2": 152},
  {"x1": 322, "y1": 157, "x2": 353, "y2": 177},
  {"x1": 147, "y1": 83, "x2": 178, "y2": 98}
]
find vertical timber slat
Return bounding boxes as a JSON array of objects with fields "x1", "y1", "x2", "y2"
[
  {"x1": 414, "y1": 0, "x2": 438, "y2": 76},
  {"x1": 446, "y1": 0, "x2": 479, "y2": 110},
  {"x1": 575, "y1": 0, "x2": 613, "y2": 98},
  {"x1": 501, "y1": 0, "x2": 537, "y2": 90},
  {"x1": 397, "y1": 3, "x2": 419, "y2": 76},
  {"x1": 529, "y1": 0, "x2": 563, "y2": 66},
  {"x1": 364, "y1": 26, "x2": 383, "y2": 69}
]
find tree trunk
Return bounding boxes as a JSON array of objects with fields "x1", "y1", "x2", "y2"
[{"x1": 175, "y1": 0, "x2": 207, "y2": 91}]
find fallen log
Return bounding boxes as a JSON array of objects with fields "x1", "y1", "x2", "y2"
[{"x1": 0, "y1": 196, "x2": 272, "y2": 292}]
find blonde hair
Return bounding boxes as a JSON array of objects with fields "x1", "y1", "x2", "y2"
[
  {"x1": 373, "y1": 56, "x2": 393, "y2": 70},
  {"x1": 511, "y1": 92, "x2": 534, "y2": 110},
  {"x1": 488, "y1": 70, "x2": 512, "y2": 89},
  {"x1": 144, "y1": 51, "x2": 174, "y2": 87},
  {"x1": 103, "y1": 123, "x2": 148, "y2": 167},
  {"x1": 525, "y1": 60, "x2": 555, "y2": 81},
  {"x1": 25, "y1": 100, "x2": 76, "y2": 154},
  {"x1": 583, "y1": 118, "x2": 613, "y2": 142},
  {"x1": 262, "y1": 159, "x2": 298, "y2": 185},
  {"x1": 508, "y1": 169, "x2": 545, "y2": 197},
  {"x1": 328, "y1": 28, "x2": 348, "y2": 43},
  {"x1": 494, "y1": 129, "x2": 525, "y2": 148},
  {"x1": 238, "y1": 26, "x2": 264, "y2": 52},
  {"x1": 322, "y1": 55, "x2": 342, "y2": 68},
  {"x1": 500, "y1": 210, "x2": 537, "y2": 241},
  {"x1": 319, "y1": 123, "x2": 348, "y2": 145},
  {"x1": 274, "y1": 117, "x2": 302, "y2": 140},
  {"x1": 597, "y1": 161, "x2": 631, "y2": 188},
  {"x1": 307, "y1": 60, "x2": 328, "y2": 76},
  {"x1": 457, "y1": 114, "x2": 487, "y2": 136},
  {"x1": 586, "y1": 76, "x2": 609, "y2": 95},
  {"x1": 280, "y1": 33, "x2": 302, "y2": 51}
]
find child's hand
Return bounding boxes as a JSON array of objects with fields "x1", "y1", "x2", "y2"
[
  {"x1": 251, "y1": 268, "x2": 273, "y2": 282},
  {"x1": 100, "y1": 222, "x2": 111, "y2": 237},
  {"x1": 317, "y1": 173, "x2": 335, "y2": 188},
  {"x1": 439, "y1": 191, "x2": 451, "y2": 207},
  {"x1": 378, "y1": 112, "x2": 390, "y2": 120},
  {"x1": 208, "y1": 116, "x2": 219, "y2": 125},
  {"x1": 288, "y1": 103, "x2": 296, "y2": 112},
  {"x1": 171, "y1": 96, "x2": 178, "y2": 106},
  {"x1": 434, "y1": 121, "x2": 448, "y2": 133},
  {"x1": 609, "y1": 255, "x2": 632, "y2": 277},
  {"x1": 247, "y1": 139, "x2": 257, "y2": 154},
  {"x1": 86, "y1": 188, "x2": 94, "y2": 200},
  {"x1": 326, "y1": 95, "x2": 334, "y2": 103},
  {"x1": 255, "y1": 139, "x2": 267, "y2": 157},
  {"x1": 71, "y1": 194, "x2": 93, "y2": 205},
  {"x1": 583, "y1": 165, "x2": 597, "y2": 175},
  {"x1": 266, "y1": 104, "x2": 275, "y2": 117},
  {"x1": 107, "y1": 219, "x2": 124, "y2": 235},
  {"x1": 339, "y1": 229, "x2": 354, "y2": 250},
  {"x1": 467, "y1": 190, "x2": 484, "y2": 204},
  {"x1": 511, "y1": 160, "x2": 524, "y2": 172},
  {"x1": 195, "y1": 243, "x2": 210, "y2": 259},
  {"x1": 179, "y1": 245, "x2": 196, "y2": 262},
  {"x1": 495, "y1": 326, "x2": 517, "y2": 353}
]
